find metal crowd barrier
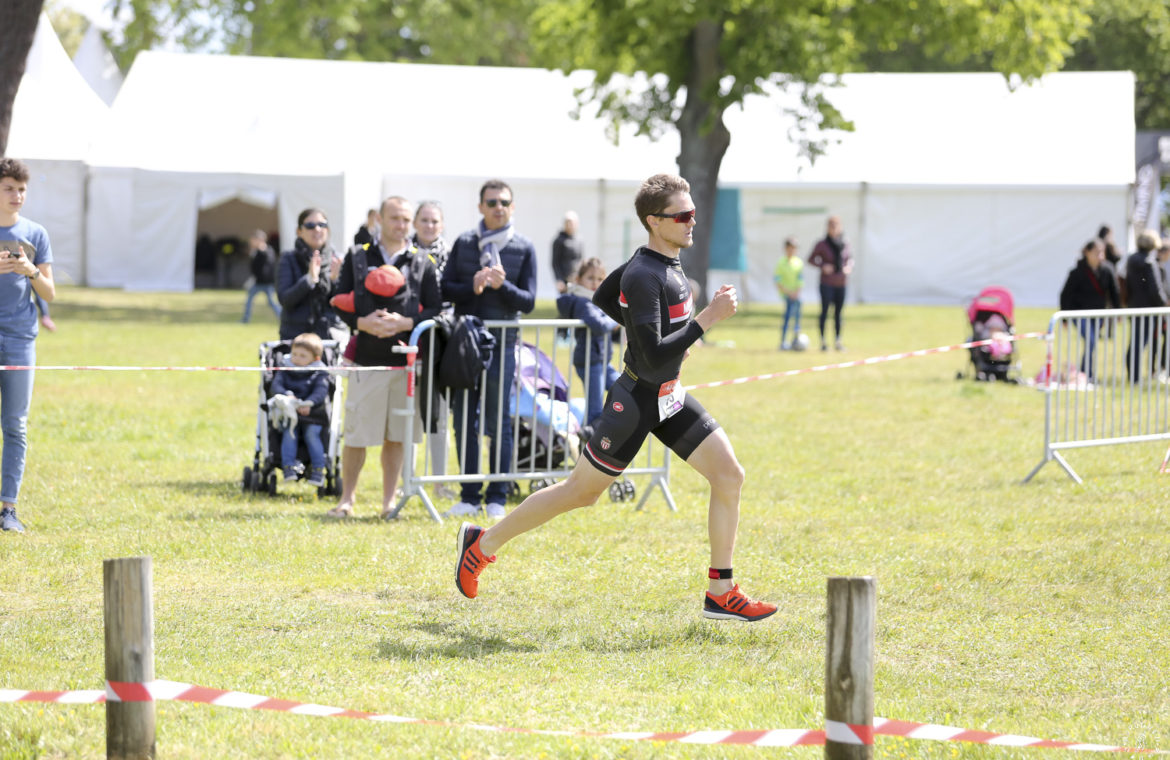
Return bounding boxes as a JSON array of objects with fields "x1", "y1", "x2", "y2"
[
  {"x1": 387, "y1": 317, "x2": 675, "y2": 521},
  {"x1": 1024, "y1": 306, "x2": 1170, "y2": 484}
]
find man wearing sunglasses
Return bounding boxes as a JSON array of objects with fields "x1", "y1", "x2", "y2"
[
  {"x1": 441, "y1": 179, "x2": 537, "y2": 521},
  {"x1": 454, "y1": 173, "x2": 777, "y2": 623}
]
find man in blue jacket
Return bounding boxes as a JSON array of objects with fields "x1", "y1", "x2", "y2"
[{"x1": 441, "y1": 179, "x2": 537, "y2": 519}]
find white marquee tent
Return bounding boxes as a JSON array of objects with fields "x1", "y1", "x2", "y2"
[
  {"x1": 8, "y1": 13, "x2": 110, "y2": 285},
  {"x1": 80, "y1": 48, "x2": 1134, "y2": 305},
  {"x1": 72, "y1": 24, "x2": 124, "y2": 107}
]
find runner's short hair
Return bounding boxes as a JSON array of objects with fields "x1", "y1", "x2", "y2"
[{"x1": 634, "y1": 173, "x2": 690, "y2": 232}]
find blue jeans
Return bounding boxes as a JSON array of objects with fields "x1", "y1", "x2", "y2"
[
  {"x1": 780, "y1": 296, "x2": 801, "y2": 345},
  {"x1": 452, "y1": 326, "x2": 516, "y2": 505},
  {"x1": 243, "y1": 283, "x2": 281, "y2": 322},
  {"x1": 281, "y1": 423, "x2": 325, "y2": 471},
  {"x1": 1078, "y1": 317, "x2": 1099, "y2": 379},
  {"x1": 576, "y1": 360, "x2": 620, "y2": 427},
  {"x1": 0, "y1": 336, "x2": 35, "y2": 503}
]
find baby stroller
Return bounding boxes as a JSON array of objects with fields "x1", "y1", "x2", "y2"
[
  {"x1": 241, "y1": 339, "x2": 344, "y2": 497},
  {"x1": 511, "y1": 341, "x2": 584, "y2": 489},
  {"x1": 510, "y1": 342, "x2": 637, "y2": 502},
  {"x1": 960, "y1": 286, "x2": 1020, "y2": 383}
]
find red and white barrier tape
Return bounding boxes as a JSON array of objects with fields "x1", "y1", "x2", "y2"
[
  {"x1": 683, "y1": 332, "x2": 1046, "y2": 391},
  {"x1": 0, "y1": 331, "x2": 1044, "y2": 378},
  {"x1": 2, "y1": 681, "x2": 1162, "y2": 753},
  {"x1": 0, "y1": 365, "x2": 403, "y2": 372}
]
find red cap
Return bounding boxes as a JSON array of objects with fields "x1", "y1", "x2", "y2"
[{"x1": 365, "y1": 265, "x2": 404, "y2": 298}]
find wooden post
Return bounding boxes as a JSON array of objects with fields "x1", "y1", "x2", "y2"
[
  {"x1": 103, "y1": 557, "x2": 155, "y2": 760},
  {"x1": 825, "y1": 576, "x2": 875, "y2": 760}
]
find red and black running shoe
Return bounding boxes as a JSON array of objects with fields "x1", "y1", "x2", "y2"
[
  {"x1": 702, "y1": 584, "x2": 777, "y2": 622},
  {"x1": 455, "y1": 522, "x2": 495, "y2": 599}
]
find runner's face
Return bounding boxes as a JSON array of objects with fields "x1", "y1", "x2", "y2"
[{"x1": 653, "y1": 192, "x2": 695, "y2": 250}]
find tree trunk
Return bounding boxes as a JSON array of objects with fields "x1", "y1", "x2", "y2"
[
  {"x1": 0, "y1": 0, "x2": 44, "y2": 157},
  {"x1": 676, "y1": 18, "x2": 731, "y2": 309}
]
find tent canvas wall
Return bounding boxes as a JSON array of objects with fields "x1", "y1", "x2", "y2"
[
  {"x1": 9, "y1": 14, "x2": 110, "y2": 285},
  {"x1": 86, "y1": 49, "x2": 1133, "y2": 306},
  {"x1": 714, "y1": 71, "x2": 1134, "y2": 307},
  {"x1": 72, "y1": 24, "x2": 123, "y2": 107},
  {"x1": 85, "y1": 169, "x2": 351, "y2": 290}
]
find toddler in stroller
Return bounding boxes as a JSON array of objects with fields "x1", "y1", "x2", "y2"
[
  {"x1": 242, "y1": 336, "x2": 344, "y2": 497},
  {"x1": 270, "y1": 333, "x2": 330, "y2": 485},
  {"x1": 962, "y1": 286, "x2": 1018, "y2": 382}
]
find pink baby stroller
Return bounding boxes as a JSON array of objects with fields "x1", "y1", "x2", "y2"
[{"x1": 961, "y1": 286, "x2": 1019, "y2": 383}]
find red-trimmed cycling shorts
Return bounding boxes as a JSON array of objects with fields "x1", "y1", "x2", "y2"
[{"x1": 582, "y1": 372, "x2": 719, "y2": 476}]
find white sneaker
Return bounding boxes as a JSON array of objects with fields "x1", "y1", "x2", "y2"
[
  {"x1": 485, "y1": 502, "x2": 507, "y2": 519},
  {"x1": 444, "y1": 501, "x2": 480, "y2": 518}
]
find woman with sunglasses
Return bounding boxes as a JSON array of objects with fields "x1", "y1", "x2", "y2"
[{"x1": 277, "y1": 208, "x2": 340, "y2": 341}]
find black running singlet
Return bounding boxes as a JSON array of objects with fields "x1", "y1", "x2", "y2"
[{"x1": 593, "y1": 247, "x2": 705, "y2": 385}]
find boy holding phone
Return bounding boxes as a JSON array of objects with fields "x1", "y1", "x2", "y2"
[{"x1": 0, "y1": 158, "x2": 56, "y2": 533}]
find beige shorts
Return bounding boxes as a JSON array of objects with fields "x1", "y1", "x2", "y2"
[{"x1": 343, "y1": 368, "x2": 422, "y2": 447}]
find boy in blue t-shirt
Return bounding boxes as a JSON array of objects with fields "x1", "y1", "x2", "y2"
[
  {"x1": 773, "y1": 235, "x2": 804, "y2": 350},
  {"x1": 0, "y1": 158, "x2": 57, "y2": 534}
]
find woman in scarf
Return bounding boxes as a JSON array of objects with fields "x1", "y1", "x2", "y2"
[
  {"x1": 277, "y1": 208, "x2": 341, "y2": 341},
  {"x1": 807, "y1": 215, "x2": 853, "y2": 352}
]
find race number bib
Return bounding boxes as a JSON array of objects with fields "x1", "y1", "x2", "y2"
[{"x1": 657, "y1": 379, "x2": 685, "y2": 422}]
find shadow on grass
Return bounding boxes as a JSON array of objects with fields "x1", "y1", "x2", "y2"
[
  {"x1": 158, "y1": 480, "x2": 245, "y2": 499},
  {"x1": 375, "y1": 621, "x2": 540, "y2": 661},
  {"x1": 160, "y1": 479, "x2": 337, "y2": 521},
  {"x1": 374, "y1": 617, "x2": 783, "y2": 662}
]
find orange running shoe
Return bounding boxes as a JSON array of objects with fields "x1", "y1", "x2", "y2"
[
  {"x1": 455, "y1": 522, "x2": 495, "y2": 599},
  {"x1": 702, "y1": 584, "x2": 777, "y2": 622}
]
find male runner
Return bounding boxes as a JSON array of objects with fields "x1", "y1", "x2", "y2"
[{"x1": 455, "y1": 173, "x2": 776, "y2": 622}]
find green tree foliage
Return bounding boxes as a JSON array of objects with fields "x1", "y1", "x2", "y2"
[
  {"x1": 108, "y1": 0, "x2": 538, "y2": 70},
  {"x1": 862, "y1": 0, "x2": 1170, "y2": 131},
  {"x1": 1063, "y1": 0, "x2": 1170, "y2": 130},
  {"x1": 527, "y1": 0, "x2": 1094, "y2": 298}
]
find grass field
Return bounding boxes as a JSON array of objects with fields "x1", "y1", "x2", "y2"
[{"x1": 1, "y1": 287, "x2": 1167, "y2": 759}]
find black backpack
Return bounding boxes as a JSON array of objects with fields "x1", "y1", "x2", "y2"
[{"x1": 439, "y1": 315, "x2": 496, "y2": 391}]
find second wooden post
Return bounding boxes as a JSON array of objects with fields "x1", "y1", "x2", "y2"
[
  {"x1": 825, "y1": 576, "x2": 876, "y2": 760},
  {"x1": 103, "y1": 556, "x2": 156, "y2": 760}
]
